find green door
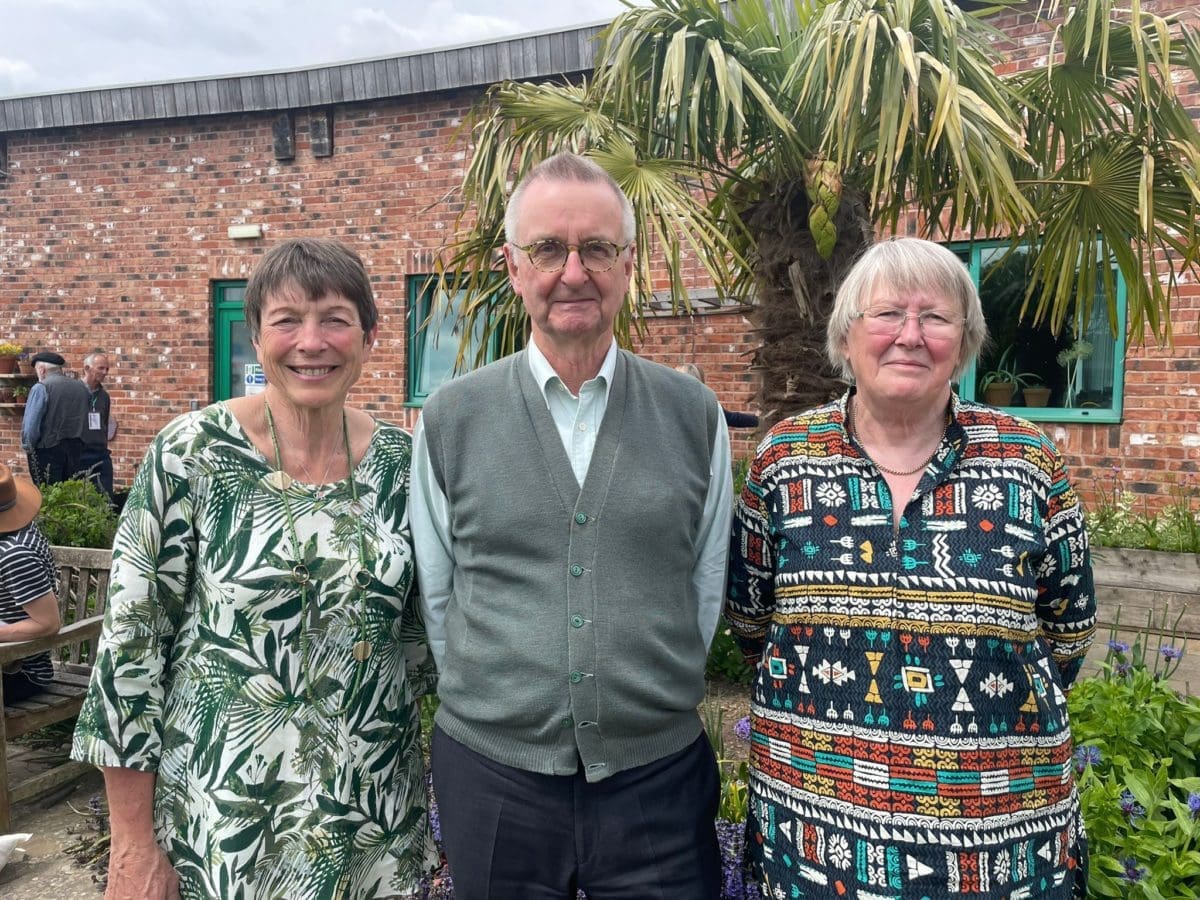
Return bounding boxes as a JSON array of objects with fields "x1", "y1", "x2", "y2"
[{"x1": 214, "y1": 282, "x2": 260, "y2": 401}]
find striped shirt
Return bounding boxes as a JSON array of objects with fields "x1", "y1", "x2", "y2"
[{"x1": 0, "y1": 523, "x2": 59, "y2": 684}]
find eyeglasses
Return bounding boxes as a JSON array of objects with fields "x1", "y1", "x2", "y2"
[
  {"x1": 852, "y1": 306, "x2": 964, "y2": 339},
  {"x1": 514, "y1": 239, "x2": 631, "y2": 273}
]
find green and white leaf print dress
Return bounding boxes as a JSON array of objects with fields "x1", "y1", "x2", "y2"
[{"x1": 72, "y1": 404, "x2": 439, "y2": 899}]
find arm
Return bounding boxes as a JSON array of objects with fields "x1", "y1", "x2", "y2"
[
  {"x1": 725, "y1": 438, "x2": 777, "y2": 664},
  {"x1": 693, "y1": 414, "x2": 733, "y2": 648},
  {"x1": 0, "y1": 591, "x2": 60, "y2": 641},
  {"x1": 101, "y1": 767, "x2": 180, "y2": 900},
  {"x1": 1035, "y1": 445, "x2": 1097, "y2": 691},
  {"x1": 409, "y1": 417, "x2": 453, "y2": 672},
  {"x1": 20, "y1": 383, "x2": 47, "y2": 449}
]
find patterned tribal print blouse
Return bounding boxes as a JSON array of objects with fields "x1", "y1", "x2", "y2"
[{"x1": 728, "y1": 391, "x2": 1096, "y2": 900}]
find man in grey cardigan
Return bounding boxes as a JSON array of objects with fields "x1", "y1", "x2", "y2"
[{"x1": 410, "y1": 152, "x2": 732, "y2": 899}]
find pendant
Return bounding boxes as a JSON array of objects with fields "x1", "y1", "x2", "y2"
[
  {"x1": 265, "y1": 470, "x2": 293, "y2": 490},
  {"x1": 352, "y1": 640, "x2": 373, "y2": 662}
]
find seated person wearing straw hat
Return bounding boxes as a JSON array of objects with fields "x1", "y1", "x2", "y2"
[{"x1": 0, "y1": 462, "x2": 62, "y2": 702}]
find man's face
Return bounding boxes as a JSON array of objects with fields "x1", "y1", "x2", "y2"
[
  {"x1": 34, "y1": 362, "x2": 47, "y2": 382},
  {"x1": 503, "y1": 178, "x2": 633, "y2": 355},
  {"x1": 84, "y1": 356, "x2": 110, "y2": 389}
]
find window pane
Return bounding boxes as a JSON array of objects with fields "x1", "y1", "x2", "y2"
[
  {"x1": 409, "y1": 281, "x2": 496, "y2": 403},
  {"x1": 973, "y1": 245, "x2": 1119, "y2": 414}
]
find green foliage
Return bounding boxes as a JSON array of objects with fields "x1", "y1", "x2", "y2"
[
  {"x1": 1086, "y1": 468, "x2": 1200, "y2": 552},
  {"x1": 707, "y1": 618, "x2": 754, "y2": 685},
  {"x1": 702, "y1": 700, "x2": 749, "y2": 825},
  {"x1": 1068, "y1": 636, "x2": 1200, "y2": 897},
  {"x1": 732, "y1": 456, "x2": 751, "y2": 498},
  {"x1": 36, "y1": 478, "x2": 118, "y2": 548}
]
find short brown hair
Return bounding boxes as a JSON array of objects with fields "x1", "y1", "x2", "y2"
[{"x1": 244, "y1": 238, "x2": 377, "y2": 341}]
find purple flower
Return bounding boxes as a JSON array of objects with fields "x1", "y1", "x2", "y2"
[
  {"x1": 1121, "y1": 857, "x2": 1147, "y2": 883},
  {"x1": 1114, "y1": 661, "x2": 1132, "y2": 677},
  {"x1": 734, "y1": 716, "x2": 752, "y2": 743},
  {"x1": 1188, "y1": 792, "x2": 1200, "y2": 819},
  {"x1": 1107, "y1": 639, "x2": 1130, "y2": 654},
  {"x1": 1161, "y1": 646, "x2": 1184, "y2": 661},
  {"x1": 1119, "y1": 789, "x2": 1146, "y2": 822},
  {"x1": 1073, "y1": 745, "x2": 1102, "y2": 773},
  {"x1": 716, "y1": 817, "x2": 754, "y2": 899}
]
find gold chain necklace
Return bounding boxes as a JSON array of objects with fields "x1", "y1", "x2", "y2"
[
  {"x1": 850, "y1": 403, "x2": 949, "y2": 477},
  {"x1": 263, "y1": 400, "x2": 374, "y2": 714}
]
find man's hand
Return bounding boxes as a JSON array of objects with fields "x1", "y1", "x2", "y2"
[{"x1": 105, "y1": 836, "x2": 180, "y2": 900}]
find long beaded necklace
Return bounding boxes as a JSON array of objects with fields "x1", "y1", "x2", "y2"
[
  {"x1": 263, "y1": 400, "x2": 374, "y2": 714},
  {"x1": 849, "y1": 401, "x2": 950, "y2": 477}
]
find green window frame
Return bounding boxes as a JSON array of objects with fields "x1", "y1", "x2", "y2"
[
  {"x1": 953, "y1": 240, "x2": 1126, "y2": 423},
  {"x1": 406, "y1": 276, "x2": 503, "y2": 406}
]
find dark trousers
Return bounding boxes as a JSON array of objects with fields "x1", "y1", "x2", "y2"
[
  {"x1": 431, "y1": 726, "x2": 720, "y2": 900},
  {"x1": 27, "y1": 438, "x2": 83, "y2": 485},
  {"x1": 2, "y1": 670, "x2": 47, "y2": 703},
  {"x1": 79, "y1": 445, "x2": 114, "y2": 498}
]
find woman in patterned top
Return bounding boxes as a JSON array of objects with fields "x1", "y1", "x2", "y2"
[
  {"x1": 728, "y1": 238, "x2": 1095, "y2": 899},
  {"x1": 0, "y1": 462, "x2": 61, "y2": 701},
  {"x1": 72, "y1": 239, "x2": 437, "y2": 899}
]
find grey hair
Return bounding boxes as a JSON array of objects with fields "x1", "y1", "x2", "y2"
[
  {"x1": 674, "y1": 363, "x2": 706, "y2": 383},
  {"x1": 825, "y1": 238, "x2": 988, "y2": 381},
  {"x1": 504, "y1": 152, "x2": 636, "y2": 245},
  {"x1": 83, "y1": 349, "x2": 108, "y2": 368}
]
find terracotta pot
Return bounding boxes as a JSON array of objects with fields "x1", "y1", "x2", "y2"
[
  {"x1": 982, "y1": 382, "x2": 1016, "y2": 406},
  {"x1": 0, "y1": 387, "x2": 13, "y2": 403},
  {"x1": 0, "y1": 357, "x2": 17, "y2": 375},
  {"x1": 1022, "y1": 386, "x2": 1051, "y2": 407}
]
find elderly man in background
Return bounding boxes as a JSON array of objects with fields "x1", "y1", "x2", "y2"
[
  {"x1": 79, "y1": 349, "x2": 118, "y2": 500},
  {"x1": 411, "y1": 152, "x2": 733, "y2": 899},
  {"x1": 21, "y1": 350, "x2": 90, "y2": 486}
]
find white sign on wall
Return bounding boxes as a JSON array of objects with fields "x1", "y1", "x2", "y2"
[{"x1": 244, "y1": 363, "x2": 266, "y2": 396}]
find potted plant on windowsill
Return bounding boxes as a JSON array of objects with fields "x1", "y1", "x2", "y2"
[
  {"x1": 977, "y1": 347, "x2": 1037, "y2": 407},
  {"x1": 1021, "y1": 375, "x2": 1051, "y2": 408}
]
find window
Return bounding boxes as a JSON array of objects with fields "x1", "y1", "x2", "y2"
[
  {"x1": 955, "y1": 241, "x2": 1126, "y2": 423},
  {"x1": 407, "y1": 277, "x2": 503, "y2": 405}
]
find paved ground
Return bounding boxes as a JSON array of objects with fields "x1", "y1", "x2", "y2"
[{"x1": 0, "y1": 747, "x2": 104, "y2": 898}]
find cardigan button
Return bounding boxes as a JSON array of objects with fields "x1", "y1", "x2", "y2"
[
  {"x1": 560, "y1": 716, "x2": 574, "y2": 729},
  {"x1": 569, "y1": 671, "x2": 584, "y2": 684},
  {"x1": 574, "y1": 512, "x2": 588, "y2": 525},
  {"x1": 569, "y1": 564, "x2": 584, "y2": 577},
  {"x1": 571, "y1": 615, "x2": 585, "y2": 628}
]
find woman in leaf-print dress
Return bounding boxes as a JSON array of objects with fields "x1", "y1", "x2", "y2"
[
  {"x1": 72, "y1": 239, "x2": 438, "y2": 900},
  {"x1": 727, "y1": 239, "x2": 1096, "y2": 899}
]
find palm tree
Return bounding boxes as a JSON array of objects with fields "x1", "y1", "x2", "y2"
[{"x1": 436, "y1": 0, "x2": 1200, "y2": 425}]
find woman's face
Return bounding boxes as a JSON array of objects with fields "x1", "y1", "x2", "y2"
[
  {"x1": 253, "y1": 284, "x2": 375, "y2": 411},
  {"x1": 843, "y1": 285, "x2": 963, "y2": 411}
]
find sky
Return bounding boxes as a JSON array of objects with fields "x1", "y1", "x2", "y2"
[{"x1": 0, "y1": 0, "x2": 632, "y2": 98}]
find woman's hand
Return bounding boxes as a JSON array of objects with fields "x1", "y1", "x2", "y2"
[
  {"x1": 105, "y1": 837, "x2": 180, "y2": 900},
  {"x1": 101, "y1": 767, "x2": 180, "y2": 900}
]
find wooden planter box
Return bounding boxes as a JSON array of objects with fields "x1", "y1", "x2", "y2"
[{"x1": 1084, "y1": 547, "x2": 1200, "y2": 693}]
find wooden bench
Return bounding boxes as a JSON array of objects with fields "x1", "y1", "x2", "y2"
[{"x1": 0, "y1": 545, "x2": 112, "y2": 831}]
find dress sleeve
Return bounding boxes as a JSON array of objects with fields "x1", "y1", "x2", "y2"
[
  {"x1": 71, "y1": 422, "x2": 196, "y2": 772},
  {"x1": 725, "y1": 441, "x2": 777, "y2": 663},
  {"x1": 1035, "y1": 442, "x2": 1096, "y2": 690}
]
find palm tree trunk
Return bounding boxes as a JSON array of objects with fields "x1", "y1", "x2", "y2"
[{"x1": 743, "y1": 181, "x2": 874, "y2": 427}]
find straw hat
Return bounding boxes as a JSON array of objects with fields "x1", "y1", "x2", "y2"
[{"x1": 0, "y1": 463, "x2": 42, "y2": 533}]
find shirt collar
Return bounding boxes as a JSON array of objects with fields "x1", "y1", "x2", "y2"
[{"x1": 526, "y1": 338, "x2": 617, "y2": 405}]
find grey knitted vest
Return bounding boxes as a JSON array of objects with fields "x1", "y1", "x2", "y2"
[{"x1": 422, "y1": 348, "x2": 721, "y2": 781}]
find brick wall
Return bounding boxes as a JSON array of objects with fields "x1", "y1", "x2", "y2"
[{"x1": 2, "y1": 0, "x2": 1198, "y2": 512}]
